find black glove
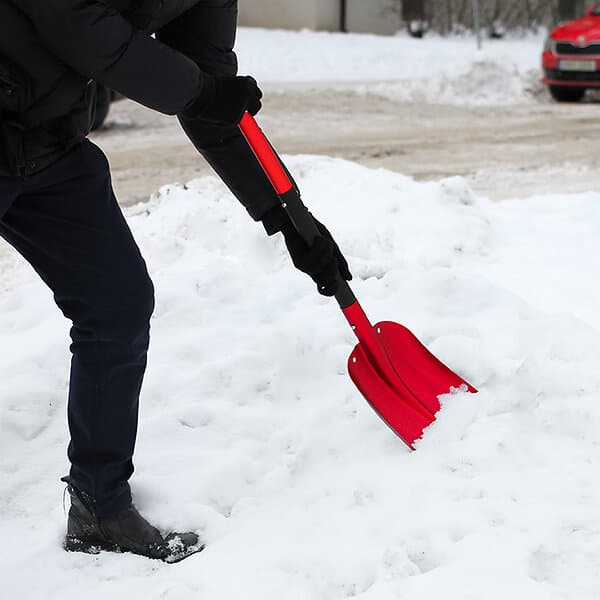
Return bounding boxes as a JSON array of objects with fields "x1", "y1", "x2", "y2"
[
  {"x1": 183, "y1": 74, "x2": 262, "y2": 126},
  {"x1": 263, "y1": 206, "x2": 352, "y2": 297}
]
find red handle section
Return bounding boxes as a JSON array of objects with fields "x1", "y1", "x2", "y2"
[{"x1": 238, "y1": 113, "x2": 293, "y2": 195}]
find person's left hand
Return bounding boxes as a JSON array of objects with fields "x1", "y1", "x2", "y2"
[{"x1": 183, "y1": 74, "x2": 262, "y2": 125}]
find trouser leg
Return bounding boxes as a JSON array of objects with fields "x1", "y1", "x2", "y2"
[
  {"x1": 0, "y1": 141, "x2": 154, "y2": 516},
  {"x1": 157, "y1": 0, "x2": 280, "y2": 221},
  {"x1": 0, "y1": 176, "x2": 22, "y2": 218}
]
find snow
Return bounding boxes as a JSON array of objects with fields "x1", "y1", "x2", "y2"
[
  {"x1": 1, "y1": 22, "x2": 597, "y2": 600},
  {"x1": 237, "y1": 28, "x2": 546, "y2": 105},
  {"x1": 2, "y1": 154, "x2": 600, "y2": 598}
]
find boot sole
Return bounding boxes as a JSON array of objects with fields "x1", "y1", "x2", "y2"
[
  {"x1": 64, "y1": 535, "x2": 204, "y2": 562},
  {"x1": 64, "y1": 535, "x2": 120, "y2": 555}
]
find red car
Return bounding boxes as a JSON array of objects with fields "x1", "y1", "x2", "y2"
[{"x1": 543, "y1": 5, "x2": 600, "y2": 101}]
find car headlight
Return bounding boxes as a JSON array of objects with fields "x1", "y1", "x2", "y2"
[{"x1": 543, "y1": 37, "x2": 555, "y2": 53}]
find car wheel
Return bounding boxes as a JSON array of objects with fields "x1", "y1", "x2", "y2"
[
  {"x1": 92, "y1": 85, "x2": 112, "y2": 130},
  {"x1": 549, "y1": 86, "x2": 586, "y2": 103}
]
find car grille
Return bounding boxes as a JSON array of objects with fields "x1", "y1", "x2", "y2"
[
  {"x1": 545, "y1": 68, "x2": 600, "y2": 82},
  {"x1": 556, "y1": 42, "x2": 600, "y2": 55}
]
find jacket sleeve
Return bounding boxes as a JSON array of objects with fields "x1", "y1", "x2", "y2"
[{"x1": 16, "y1": 0, "x2": 203, "y2": 115}]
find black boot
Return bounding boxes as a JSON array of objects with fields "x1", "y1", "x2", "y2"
[{"x1": 61, "y1": 477, "x2": 204, "y2": 563}]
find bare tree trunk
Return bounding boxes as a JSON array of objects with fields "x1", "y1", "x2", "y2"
[
  {"x1": 446, "y1": 0, "x2": 453, "y2": 33},
  {"x1": 393, "y1": 0, "x2": 566, "y2": 33},
  {"x1": 558, "y1": 0, "x2": 576, "y2": 20},
  {"x1": 402, "y1": 0, "x2": 426, "y2": 20},
  {"x1": 456, "y1": 0, "x2": 469, "y2": 27}
]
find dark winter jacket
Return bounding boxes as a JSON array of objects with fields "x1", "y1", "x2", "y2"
[{"x1": 0, "y1": 0, "x2": 204, "y2": 176}]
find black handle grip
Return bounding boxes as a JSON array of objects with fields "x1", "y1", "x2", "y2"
[
  {"x1": 279, "y1": 187, "x2": 356, "y2": 309},
  {"x1": 238, "y1": 113, "x2": 356, "y2": 309}
]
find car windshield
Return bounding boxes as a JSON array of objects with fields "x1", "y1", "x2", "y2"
[{"x1": 594, "y1": 7, "x2": 600, "y2": 15}]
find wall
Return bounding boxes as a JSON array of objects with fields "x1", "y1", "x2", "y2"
[
  {"x1": 238, "y1": 0, "x2": 596, "y2": 34},
  {"x1": 238, "y1": 0, "x2": 402, "y2": 34},
  {"x1": 238, "y1": 0, "x2": 323, "y2": 30},
  {"x1": 346, "y1": 0, "x2": 402, "y2": 35},
  {"x1": 317, "y1": 1, "x2": 342, "y2": 30}
]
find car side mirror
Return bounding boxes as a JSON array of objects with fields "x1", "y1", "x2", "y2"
[{"x1": 585, "y1": 5, "x2": 598, "y2": 16}]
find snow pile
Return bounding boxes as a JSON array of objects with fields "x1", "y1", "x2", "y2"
[
  {"x1": 237, "y1": 28, "x2": 546, "y2": 105},
  {"x1": 365, "y1": 58, "x2": 544, "y2": 106},
  {"x1": 2, "y1": 157, "x2": 600, "y2": 599}
]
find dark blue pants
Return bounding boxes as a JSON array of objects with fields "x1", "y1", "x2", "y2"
[
  {"x1": 0, "y1": 141, "x2": 154, "y2": 516},
  {"x1": 0, "y1": 0, "x2": 278, "y2": 518}
]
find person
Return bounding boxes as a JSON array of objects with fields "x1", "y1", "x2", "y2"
[{"x1": 0, "y1": 0, "x2": 351, "y2": 561}]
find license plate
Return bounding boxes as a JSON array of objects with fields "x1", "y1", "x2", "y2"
[{"x1": 558, "y1": 60, "x2": 597, "y2": 72}]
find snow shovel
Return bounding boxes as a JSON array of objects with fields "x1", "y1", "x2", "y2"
[{"x1": 239, "y1": 113, "x2": 476, "y2": 448}]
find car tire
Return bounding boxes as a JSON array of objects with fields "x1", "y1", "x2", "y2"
[
  {"x1": 92, "y1": 85, "x2": 112, "y2": 131},
  {"x1": 549, "y1": 85, "x2": 586, "y2": 103}
]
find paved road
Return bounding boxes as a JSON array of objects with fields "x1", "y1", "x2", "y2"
[{"x1": 91, "y1": 86, "x2": 600, "y2": 205}]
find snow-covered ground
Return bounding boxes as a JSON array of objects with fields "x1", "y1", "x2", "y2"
[
  {"x1": 2, "y1": 155, "x2": 600, "y2": 599},
  {"x1": 2, "y1": 23, "x2": 598, "y2": 600},
  {"x1": 237, "y1": 28, "x2": 546, "y2": 105}
]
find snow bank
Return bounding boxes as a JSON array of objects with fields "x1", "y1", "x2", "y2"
[
  {"x1": 2, "y1": 157, "x2": 600, "y2": 599},
  {"x1": 237, "y1": 28, "x2": 545, "y2": 105}
]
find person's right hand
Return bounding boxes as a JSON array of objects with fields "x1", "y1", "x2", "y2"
[
  {"x1": 262, "y1": 206, "x2": 352, "y2": 297},
  {"x1": 283, "y1": 217, "x2": 352, "y2": 297},
  {"x1": 182, "y1": 74, "x2": 262, "y2": 126}
]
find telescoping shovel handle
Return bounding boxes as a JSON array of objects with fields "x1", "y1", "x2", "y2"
[
  {"x1": 238, "y1": 112, "x2": 388, "y2": 382},
  {"x1": 238, "y1": 112, "x2": 357, "y2": 310},
  {"x1": 239, "y1": 113, "x2": 477, "y2": 449}
]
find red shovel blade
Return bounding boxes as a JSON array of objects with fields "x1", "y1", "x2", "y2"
[
  {"x1": 345, "y1": 305, "x2": 476, "y2": 448},
  {"x1": 348, "y1": 339, "x2": 436, "y2": 449},
  {"x1": 237, "y1": 114, "x2": 477, "y2": 448},
  {"x1": 374, "y1": 321, "x2": 476, "y2": 413}
]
